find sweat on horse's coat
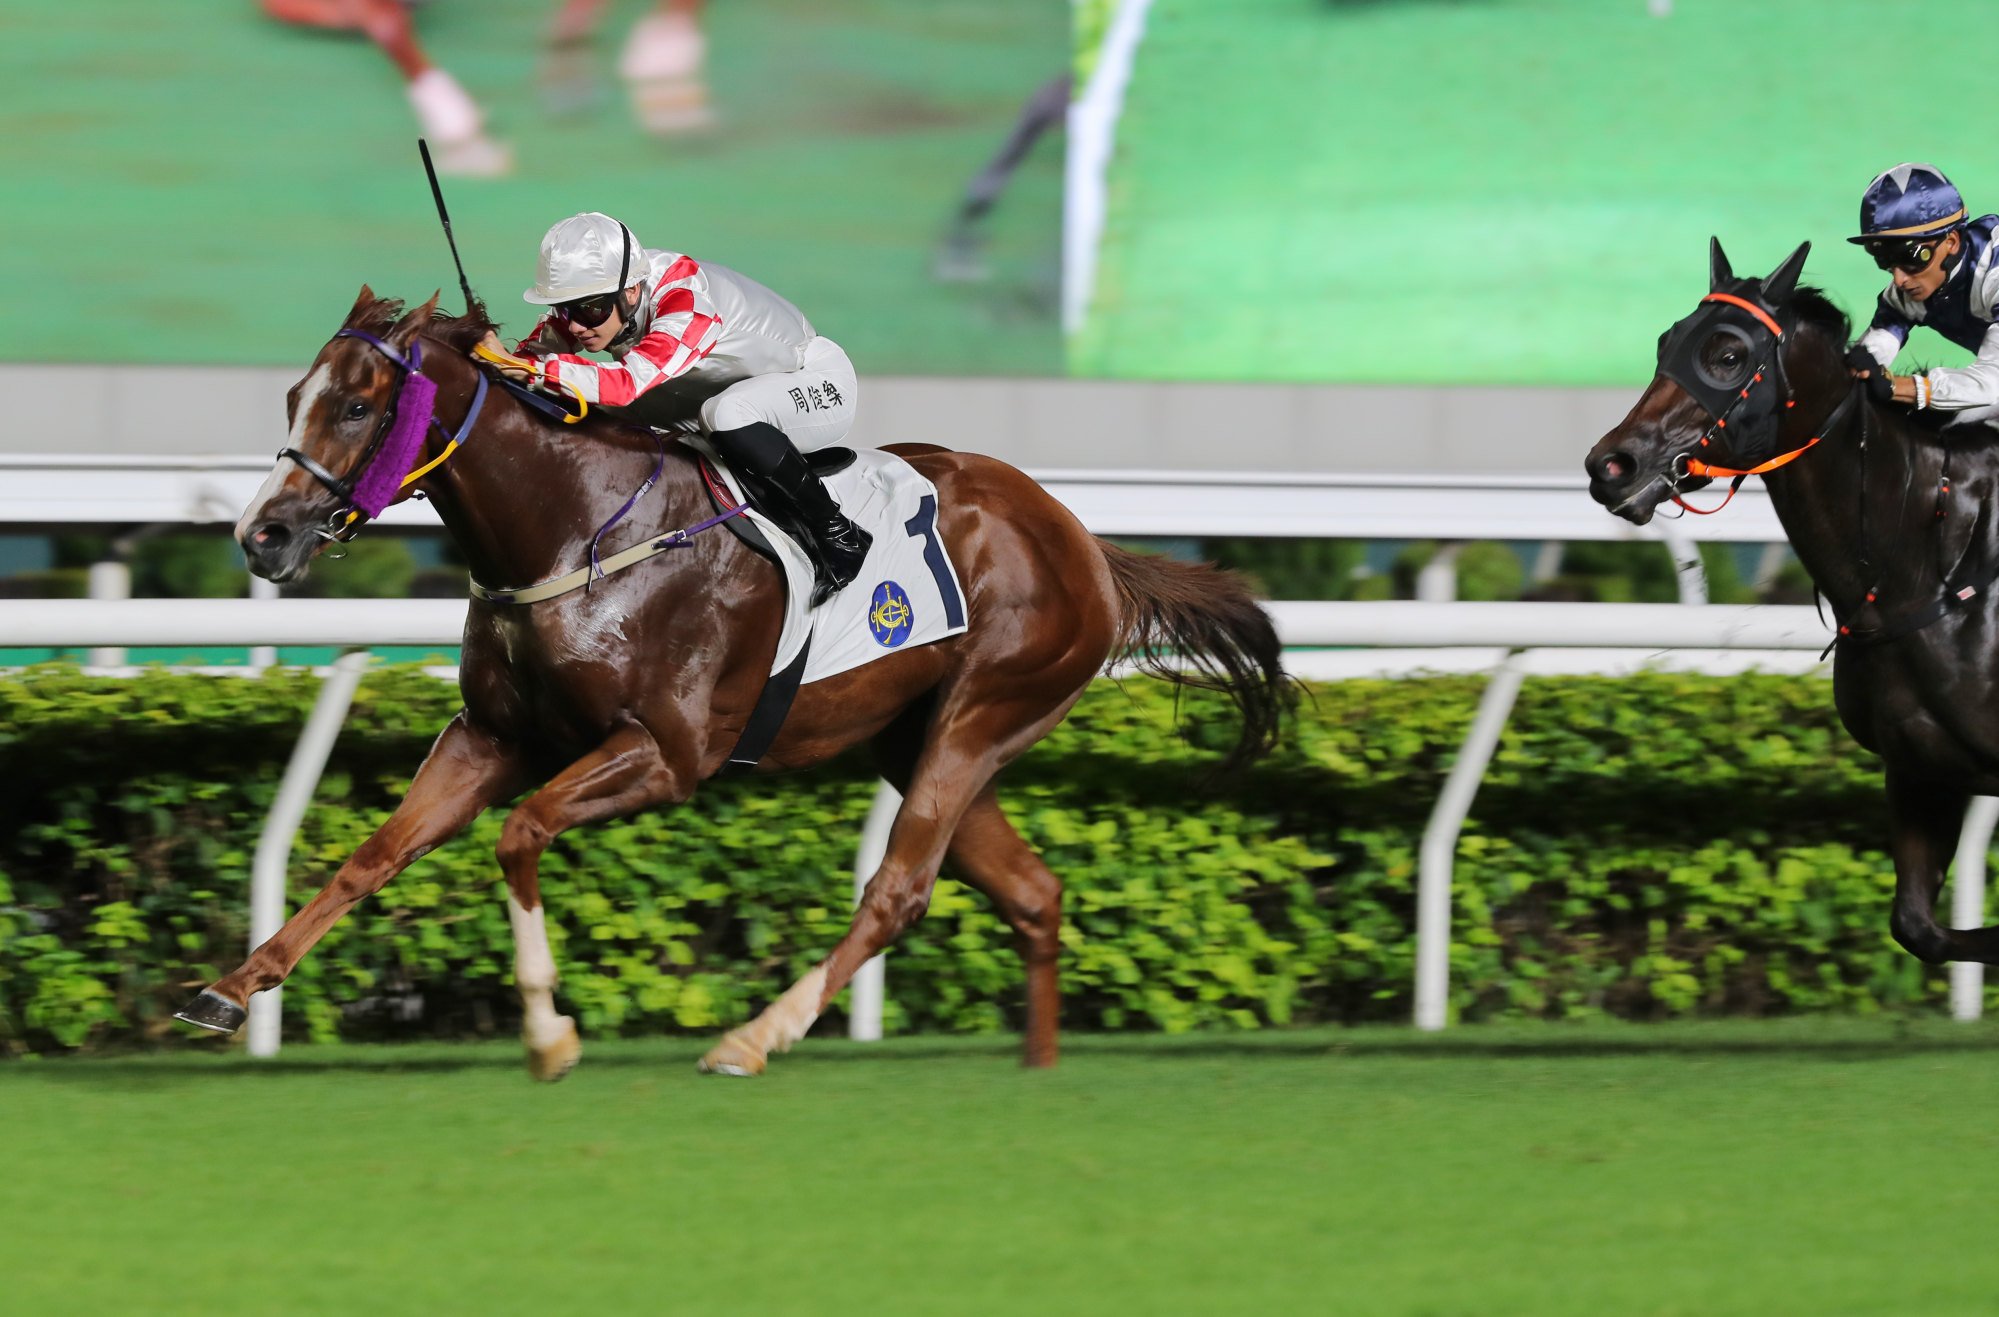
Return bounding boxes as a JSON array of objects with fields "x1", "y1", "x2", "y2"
[{"x1": 187, "y1": 286, "x2": 1292, "y2": 1079}]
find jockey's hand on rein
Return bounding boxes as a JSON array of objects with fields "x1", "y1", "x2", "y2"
[
  {"x1": 476, "y1": 331, "x2": 541, "y2": 383},
  {"x1": 1844, "y1": 346, "x2": 1893, "y2": 403}
]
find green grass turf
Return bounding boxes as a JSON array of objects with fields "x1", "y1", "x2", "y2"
[
  {"x1": 4, "y1": 0, "x2": 1063, "y2": 374},
  {"x1": 9, "y1": 1019, "x2": 1999, "y2": 1314},
  {"x1": 1073, "y1": 0, "x2": 1994, "y2": 387}
]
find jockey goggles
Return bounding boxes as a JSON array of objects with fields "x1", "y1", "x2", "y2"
[
  {"x1": 1864, "y1": 236, "x2": 1947, "y2": 276},
  {"x1": 555, "y1": 290, "x2": 626, "y2": 329}
]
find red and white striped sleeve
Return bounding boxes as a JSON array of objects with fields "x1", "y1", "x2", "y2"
[{"x1": 536, "y1": 257, "x2": 724, "y2": 406}]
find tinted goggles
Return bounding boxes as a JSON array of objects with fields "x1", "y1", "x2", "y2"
[
  {"x1": 555, "y1": 290, "x2": 624, "y2": 329},
  {"x1": 1865, "y1": 237, "x2": 1944, "y2": 276}
]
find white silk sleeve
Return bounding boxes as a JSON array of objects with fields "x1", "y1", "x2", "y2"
[{"x1": 1921, "y1": 321, "x2": 1999, "y2": 412}]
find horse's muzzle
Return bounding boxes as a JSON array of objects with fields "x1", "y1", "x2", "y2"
[
  {"x1": 1585, "y1": 446, "x2": 1666, "y2": 524},
  {"x1": 241, "y1": 520, "x2": 315, "y2": 583}
]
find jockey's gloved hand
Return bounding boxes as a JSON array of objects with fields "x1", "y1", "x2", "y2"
[{"x1": 1844, "y1": 346, "x2": 1894, "y2": 403}]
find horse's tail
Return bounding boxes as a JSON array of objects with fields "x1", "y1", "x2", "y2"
[{"x1": 1098, "y1": 539, "x2": 1293, "y2": 775}]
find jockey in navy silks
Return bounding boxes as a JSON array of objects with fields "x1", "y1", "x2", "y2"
[
  {"x1": 1846, "y1": 163, "x2": 1999, "y2": 426},
  {"x1": 479, "y1": 212, "x2": 871, "y2": 604}
]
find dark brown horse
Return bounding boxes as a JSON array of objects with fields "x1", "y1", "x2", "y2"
[
  {"x1": 178, "y1": 288, "x2": 1289, "y2": 1078},
  {"x1": 1586, "y1": 239, "x2": 1999, "y2": 969}
]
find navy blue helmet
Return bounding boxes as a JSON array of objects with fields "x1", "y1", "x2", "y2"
[{"x1": 1849, "y1": 162, "x2": 1967, "y2": 245}]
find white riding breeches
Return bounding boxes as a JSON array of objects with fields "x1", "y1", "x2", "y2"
[{"x1": 700, "y1": 336, "x2": 858, "y2": 453}]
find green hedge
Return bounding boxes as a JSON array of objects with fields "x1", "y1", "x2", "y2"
[{"x1": 0, "y1": 663, "x2": 1960, "y2": 1054}]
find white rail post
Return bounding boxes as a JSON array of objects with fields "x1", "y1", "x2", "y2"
[
  {"x1": 1415, "y1": 542, "x2": 1463, "y2": 603},
  {"x1": 245, "y1": 647, "x2": 372, "y2": 1058},
  {"x1": 85, "y1": 559, "x2": 131, "y2": 670},
  {"x1": 1657, "y1": 522, "x2": 1709, "y2": 605},
  {"x1": 1415, "y1": 650, "x2": 1528, "y2": 1031},
  {"x1": 247, "y1": 573, "x2": 280, "y2": 671},
  {"x1": 847, "y1": 780, "x2": 900, "y2": 1041},
  {"x1": 1951, "y1": 796, "x2": 1999, "y2": 1022}
]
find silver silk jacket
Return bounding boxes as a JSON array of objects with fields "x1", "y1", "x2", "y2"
[{"x1": 514, "y1": 248, "x2": 819, "y2": 420}]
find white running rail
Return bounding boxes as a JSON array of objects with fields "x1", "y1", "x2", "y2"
[{"x1": 3, "y1": 597, "x2": 1985, "y2": 1044}]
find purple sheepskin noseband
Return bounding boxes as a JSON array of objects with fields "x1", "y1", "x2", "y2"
[{"x1": 340, "y1": 332, "x2": 439, "y2": 519}]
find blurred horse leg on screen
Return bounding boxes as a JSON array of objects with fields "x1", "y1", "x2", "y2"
[
  {"x1": 260, "y1": 0, "x2": 512, "y2": 175},
  {"x1": 544, "y1": 0, "x2": 712, "y2": 133},
  {"x1": 180, "y1": 291, "x2": 1291, "y2": 1079}
]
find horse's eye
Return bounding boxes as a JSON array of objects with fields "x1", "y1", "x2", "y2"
[{"x1": 346, "y1": 401, "x2": 368, "y2": 421}]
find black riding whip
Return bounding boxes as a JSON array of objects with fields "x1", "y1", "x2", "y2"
[{"x1": 417, "y1": 138, "x2": 478, "y2": 314}]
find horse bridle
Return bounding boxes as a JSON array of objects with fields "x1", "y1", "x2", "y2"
[
  {"x1": 1654, "y1": 290, "x2": 1858, "y2": 514},
  {"x1": 277, "y1": 328, "x2": 486, "y2": 541}
]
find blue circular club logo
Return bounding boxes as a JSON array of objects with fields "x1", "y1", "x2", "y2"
[{"x1": 868, "y1": 580, "x2": 914, "y2": 647}]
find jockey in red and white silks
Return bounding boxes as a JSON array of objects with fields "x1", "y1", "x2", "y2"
[{"x1": 490, "y1": 211, "x2": 869, "y2": 603}]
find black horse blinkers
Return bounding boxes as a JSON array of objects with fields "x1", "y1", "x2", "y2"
[{"x1": 1655, "y1": 238, "x2": 1811, "y2": 473}]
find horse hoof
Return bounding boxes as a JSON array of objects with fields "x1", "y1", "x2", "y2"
[
  {"x1": 697, "y1": 1031, "x2": 766, "y2": 1077},
  {"x1": 174, "y1": 990, "x2": 248, "y2": 1035},
  {"x1": 525, "y1": 1018, "x2": 582, "y2": 1083}
]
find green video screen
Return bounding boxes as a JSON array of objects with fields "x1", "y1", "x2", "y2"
[
  {"x1": 12, "y1": 0, "x2": 1065, "y2": 375},
  {"x1": 1069, "y1": 0, "x2": 1991, "y2": 386}
]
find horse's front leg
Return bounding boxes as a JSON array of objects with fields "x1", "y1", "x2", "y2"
[
  {"x1": 496, "y1": 720, "x2": 694, "y2": 1082},
  {"x1": 176, "y1": 713, "x2": 527, "y2": 1033},
  {"x1": 1885, "y1": 768, "x2": 1974, "y2": 964}
]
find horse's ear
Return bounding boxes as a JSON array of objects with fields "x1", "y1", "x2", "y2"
[
  {"x1": 1709, "y1": 237, "x2": 1733, "y2": 291},
  {"x1": 346, "y1": 283, "x2": 378, "y2": 326},
  {"x1": 392, "y1": 291, "x2": 441, "y2": 343},
  {"x1": 1763, "y1": 241, "x2": 1810, "y2": 304}
]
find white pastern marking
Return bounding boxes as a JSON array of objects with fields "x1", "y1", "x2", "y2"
[
  {"x1": 748, "y1": 964, "x2": 827, "y2": 1055},
  {"x1": 508, "y1": 895, "x2": 568, "y2": 1048},
  {"x1": 235, "y1": 364, "x2": 331, "y2": 541}
]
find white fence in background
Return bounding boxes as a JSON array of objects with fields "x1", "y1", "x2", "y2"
[
  {"x1": 5, "y1": 596, "x2": 1990, "y2": 1052},
  {"x1": 0, "y1": 456, "x2": 1791, "y2": 541}
]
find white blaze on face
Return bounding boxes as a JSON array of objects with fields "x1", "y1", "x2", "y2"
[{"x1": 235, "y1": 363, "x2": 331, "y2": 542}]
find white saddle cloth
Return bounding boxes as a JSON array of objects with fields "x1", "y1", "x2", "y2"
[{"x1": 700, "y1": 447, "x2": 969, "y2": 683}]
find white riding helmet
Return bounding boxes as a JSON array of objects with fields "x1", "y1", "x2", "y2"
[{"x1": 523, "y1": 212, "x2": 643, "y2": 305}]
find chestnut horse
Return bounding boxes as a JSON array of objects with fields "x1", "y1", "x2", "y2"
[
  {"x1": 1586, "y1": 239, "x2": 1999, "y2": 972},
  {"x1": 177, "y1": 289, "x2": 1289, "y2": 1078}
]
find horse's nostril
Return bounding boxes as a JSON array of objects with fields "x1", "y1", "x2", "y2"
[
  {"x1": 253, "y1": 524, "x2": 290, "y2": 548},
  {"x1": 1602, "y1": 454, "x2": 1631, "y2": 482}
]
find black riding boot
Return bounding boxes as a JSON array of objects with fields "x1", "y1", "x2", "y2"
[{"x1": 711, "y1": 422, "x2": 872, "y2": 606}]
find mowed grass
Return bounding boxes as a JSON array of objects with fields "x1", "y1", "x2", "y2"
[{"x1": 8, "y1": 1020, "x2": 1999, "y2": 1314}]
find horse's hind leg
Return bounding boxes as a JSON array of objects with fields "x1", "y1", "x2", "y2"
[
  {"x1": 943, "y1": 788, "x2": 1063, "y2": 1067},
  {"x1": 178, "y1": 713, "x2": 525, "y2": 1032},
  {"x1": 699, "y1": 687, "x2": 1085, "y2": 1077},
  {"x1": 869, "y1": 711, "x2": 1062, "y2": 1065},
  {"x1": 495, "y1": 721, "x2": 692, "y2": 1081}
]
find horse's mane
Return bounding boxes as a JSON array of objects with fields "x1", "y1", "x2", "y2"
[
  {"x1": 429, "y1": 299, "x2": 499, "y2": 354},
  {"x1": 342, "y1": 290, "x2": 498, "y2": 354},
  {"x1": 1790, "y1": 285, "x2": 1851, "y2": 348},
  {"x1": 1790, "y1": 283, "x2": 1972, "y2": 446}
]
